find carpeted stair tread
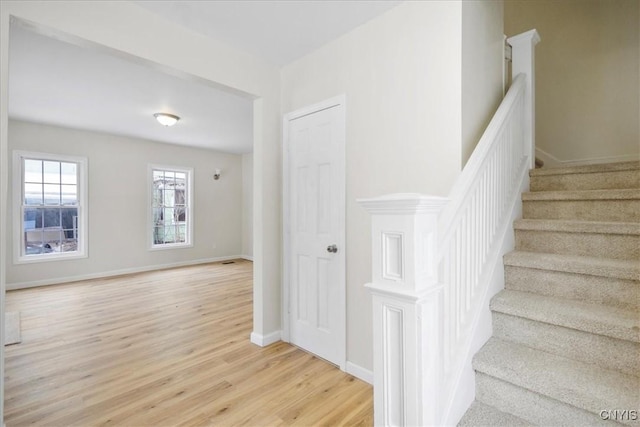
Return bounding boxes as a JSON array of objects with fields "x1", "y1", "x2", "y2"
[
  {"x1": 473, "y1": 338, "x2": 639, "y2": 417},
  {"x1": 491, "y1": 290, "x2": 639, "y2": 342},
  {"x1": 530, "y1": 161, "x2": 640, "y2": 177},
  {"x1": 492, "y1": 311, "x2": 640, "y2": 376},
  {"x1": 514, "y1": 219, "x2": 640, "y2": 235},
  {"x1": 529, "y1": 161, "x2": 639, "y2": 191},
  {"x1": 504, "y1": 251, "x2": 640, "y2": 281},
  {"x1": 474, "y1": 373, "x2": 630, "y2": 426},
  {"x1": 457, "y1": 401, "x2": 533, "y2": 426},
  {"x1": 522, "y1": 188, "x2": 640, "y2": 201}
]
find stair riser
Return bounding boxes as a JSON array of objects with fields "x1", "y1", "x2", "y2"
[
  {"x1": 475, "y1": 373, "x2": 628, "y2": 426},
  {"x1": 505, "y1": 266, "x2": 639, "y2": 310},
  {"x1": 458, "y1": 401, "x2": 533, "y2": 426},
  {"x1": 492, "y1": 312, "x2": 639, "y2": 376},
  {"x1": 530, "y1": 170, "x2": 640, "y2": 192},
  {"x1": 515, "y1": 230, "x2": 639, "y2": 260},
  {"x1": 523, "y1": 199, "x2": 640, "y2": 222}
]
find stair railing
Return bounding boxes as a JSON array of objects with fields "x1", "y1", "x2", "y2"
[{"x1": 358, "y1": 29, "x2": 540, "y2": 426}]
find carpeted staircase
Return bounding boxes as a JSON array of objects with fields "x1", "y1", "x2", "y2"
[{"x1": 459, "y1": 161, "x2": 640, "y2": 426}]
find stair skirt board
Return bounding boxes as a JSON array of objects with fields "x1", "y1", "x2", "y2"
[{"x1": 460, "y1": 161, "x2": 640, "y2": 426}]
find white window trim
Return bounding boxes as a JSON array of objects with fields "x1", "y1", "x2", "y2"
[
  {"x1": 148, "y1": 164, "x2": 194, "y2": 251},
  {"x1": 12, "y1": 150, "x2": 89, "y2": 264}
]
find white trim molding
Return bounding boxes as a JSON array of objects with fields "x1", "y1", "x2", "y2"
[
  {"x1": 7, "y1": 255, "x2": 244, "y2": 290},
  {"x1": 250, "y1": 330, "x2": 282, "y2": 347},
  {"x1": 346, "y1": 361, "x2": 374, "y2": 385},
  {"x1": 536, "y1": 147, "x2": 640, "y2": 168}
]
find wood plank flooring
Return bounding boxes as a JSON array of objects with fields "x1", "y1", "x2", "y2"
[{"x1": 4, "y1": 260, "x2": 373, "y2": 426}]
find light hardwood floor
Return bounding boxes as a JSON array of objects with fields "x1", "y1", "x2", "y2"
[{"x1": 4, "y1": 260, "x2": 373, "y2": 426}]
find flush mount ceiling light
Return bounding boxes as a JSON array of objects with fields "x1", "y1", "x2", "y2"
[{"x1": 153, "y1": 113, "x2": 180, "y2": 127}]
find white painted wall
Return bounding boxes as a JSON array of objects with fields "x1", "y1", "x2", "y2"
[
  {"x1": 462, "y1": 0, "x2": 505, "y2": 166},
  {"x1": 242, "y1": 152, "x2": 253, "y2": 259},
  {"x1": 0, "y1": 3, "x2": 508, "y2": 418},
  {"x1": 1, "y1": 2, "x2": 282, "y2": 417},
  {"x1": 282, "y1": 1, "x2": 504, "y2": 372},
  {"x1": 6, "y1": 119, "x2": 243, "y2": 287},
  {"x1": 506, "y1": 0, "x2": 639, "y2": 165}
]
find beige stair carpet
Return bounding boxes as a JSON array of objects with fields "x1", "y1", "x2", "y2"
[{"x1": 459, "y1": 161, "x2": 640, "y2": 427}]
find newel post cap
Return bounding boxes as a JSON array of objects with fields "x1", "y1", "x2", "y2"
[
  {"x1": 358, "y1": 193, "x2": 450, "y2": 295},
  {"x1": 507, "y1": 28, "x2": 541, "y2": 47}
]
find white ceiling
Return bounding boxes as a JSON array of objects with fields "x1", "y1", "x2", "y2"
[
  {"x1": 134, "y1": 1, "x2": 403, "y2": 66},
  {"x1": 8, "y1": 1, "x2": 402, "y2": 154},
  {"x1": 8, "y1": 24, "x2": 255, "y2": 154}
]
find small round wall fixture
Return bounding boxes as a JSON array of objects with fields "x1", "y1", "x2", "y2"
[{"x1": 154, "y1": 113, "x2": 180, "y2": 127}]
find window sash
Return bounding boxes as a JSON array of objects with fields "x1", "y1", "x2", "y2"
[
  {"x1": 149, "y1": 165, "x2": 192, "y2": 249},
  {"x1": 13, "y1": 151, "x2": 88, "y2": 263}
]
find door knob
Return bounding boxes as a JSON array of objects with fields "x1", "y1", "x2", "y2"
[{"x1": 327, "y1": 244, "x2": 338, "y2": 253}]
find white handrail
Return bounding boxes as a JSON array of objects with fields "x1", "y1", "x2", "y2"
[
  {"x1": 438, "y1": 73, "x2": 529, "y2": 420},
  {"x1": 438, "y1": 74, "x2": 525, "y2": 246}
]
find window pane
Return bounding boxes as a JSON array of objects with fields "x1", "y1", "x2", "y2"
[
  {"x1": 165, "y1": 226, "x2": 184, "y2": 244},
  {"x1": 152, "y1": 185, "x2": 162, "y2": 207},
  {"x1": 42, "y1": 229, "x2": 62, "y2": 252},
  {"x1": 153, "y1": 227, "x2": 165, "y2": 244},
  {"x1": 175, "y1": 189, "x2": 186, "y2": 207},
  {"x1": 43, "y1": 208, "x2": 61, "y2": 228},
  {"x1": 25, "y1": 183, "x2": 43, "y2": 205},
  {"x1": 61, "y1": 208, "x2": 78, "y2": 235},
  {"x1": 61, "y1": 206, "x2": 78, "y2": 252},
  {"x1": 164, "y1": 171, "x2": 175, "y2": 182},
  {"x1": 164, "y1": 189, "x2": 175, "y2": 208},
  {"x1": 176, "y1": 224, "x2": 186, "y2": 242},
  {"x1": 153, "y1": 170, "x2": 164, "y2": 182},
  {"x1": 153, "y1": 207, "x2": 163, "y2": 224},
  {"x1": 176, "y1": 207, "x2": 186, "y2": 222},
  {"x1": 61, "y1": 229, "x2": 78, "y2": 252},
  {"x1": 24, "y1": 207, "x2": 42, "y2": 230},
  {"x1": 61, "y1": 162, "x2": 77, "y2": 185},
  {"x1": 24, "y1": 159, "x2": 42, "y2": 183},
  {"x1": 43, "y1": 161, "x2": 61, "y2": 183},
  {"x1": 175, "y1": 172, "x2": 185, "y2": 181},
  {"x1": 43, "y1": 184, "x2": 61, "y2": 205},
  {"x1": 61, "y1": 185, "x2": 78, "y2": 205},
  {"x1": 164, "y1": 208, "x2": 174, "y2": 224},
  {"x1": 25, "y1": 229, "x2": 44, "y2": 255}
]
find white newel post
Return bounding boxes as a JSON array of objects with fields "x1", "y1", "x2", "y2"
[
  {"x1": 508, "y1": 29, "x2": 541, "y2": 168},
  {"x1": 358, "y1": 193, "x2": 449, "y2": 427}
]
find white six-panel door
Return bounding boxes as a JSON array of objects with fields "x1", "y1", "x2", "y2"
[{"x1": 285, "y1": 98, "x2": 345, "y2": 367}]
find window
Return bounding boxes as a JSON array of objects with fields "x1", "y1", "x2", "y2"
[
  {"x1": 13, "y1": 151, "x2": 88, "y2": 263},
  {"x1": 150, "y1": 165, "x2": 192, "y2": 249}
]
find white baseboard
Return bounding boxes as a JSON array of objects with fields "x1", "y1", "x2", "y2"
[
  {"x1": 346, "y1": 361, "x2": 373, "y2": 385},
  {"x1": 240, "y1": 254, "x2": 254, "y2": 261},
  {"x1": 536, "y1": 147, "x2": 639, "y2": 168},
  {"x1": 250, "y1": 330, "x2": 281, "y2": 347},
  {"x1": 7, "y1": 255, "x2": 244, "y2": 290}
]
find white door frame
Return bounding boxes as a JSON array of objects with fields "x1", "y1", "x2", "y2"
[{"x1": 282, "y1": 94, "x2": 346, "y2": 370}]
